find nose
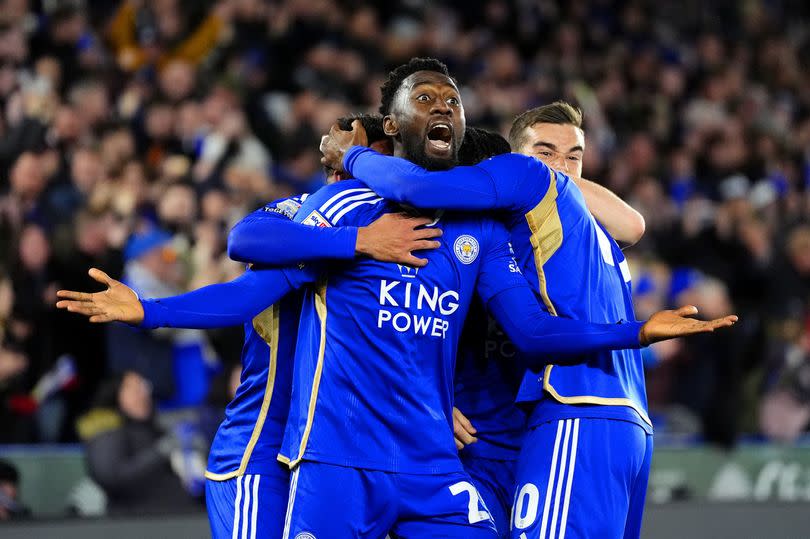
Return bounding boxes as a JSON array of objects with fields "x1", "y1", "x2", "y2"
[{"x1": 430, "y1": 98, "x2": 451, "y2": 116}]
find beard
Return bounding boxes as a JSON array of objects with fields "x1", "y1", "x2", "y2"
[{"x1": 401, "y1": 134, "x2": 459, "y2": 171}]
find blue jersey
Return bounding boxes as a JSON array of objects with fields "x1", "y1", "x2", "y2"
[
  {"x1": 454, "y1": 301, "x2": 526, "y2": 461},
  {"x1": 205, "y1": 197, "x2": 307, "y2": 480},
  {"x1": 344, "y1": 148, "x2": 651, "y2": 432},
  {"x1": 278, "y1": 180, "x2": 531, "y2": 474}
]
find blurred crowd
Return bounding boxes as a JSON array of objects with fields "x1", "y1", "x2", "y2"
[{"x1": 0, "y1": 0, "x2": 809, "y2": 483}]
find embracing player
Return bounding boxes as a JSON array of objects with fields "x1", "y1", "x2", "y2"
[
  {"x1": 323, "y1": 60, "x2": 738, "y2": 539},
  {"x1": 449, "y1": 106, "x2": 645, "y2": 537}
]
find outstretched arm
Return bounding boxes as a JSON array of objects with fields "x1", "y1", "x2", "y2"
[
  {"x1": 476, "y1": 225, "x2": 737, "y2": 366},
  {"x1": 56, "y1": 266, "x2": 312, "y2": 329}
]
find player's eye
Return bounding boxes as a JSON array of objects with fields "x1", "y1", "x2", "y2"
[
  {"x1": 416, "y1": 94, "x2": 431, "y2": 102},
  {"x1": 446, "y1": 96, "x2": 460, "y2": 106},
  {"x1": 538, "y1": 151, "x2": 552, "y2": 157},
  {"x1": 568, "y1": 155, "x2": 581, "y2": 161}
]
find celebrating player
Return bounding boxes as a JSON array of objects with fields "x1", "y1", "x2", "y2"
[
  {"x1": 449, "y1": 121, "x2": 645, "y2": 536},
  {"x1": 321, "y1": 60, "x2": 738, "y2": 539}
]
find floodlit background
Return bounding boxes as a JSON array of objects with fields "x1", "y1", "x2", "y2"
[{"x1": 0, "y1": 0, "x2": 809, "y2": 536}]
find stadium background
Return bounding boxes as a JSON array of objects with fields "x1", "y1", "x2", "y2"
[{"x1": 0, "y1": 0, "x2": 809, "y2": 536}]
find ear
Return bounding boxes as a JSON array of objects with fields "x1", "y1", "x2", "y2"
[{"x1": 383, "y1": 115, "x2": 399, "y2": 137}]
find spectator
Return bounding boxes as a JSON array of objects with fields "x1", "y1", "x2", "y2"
[
  {"x1": 77, "y1": 370, "x2": 203, "y2": 515},
  {"x1": 108, "y1": 228, "x2": 219, "y2": 406},
  {"x1": 0, "y1": 459, "x2": 30, "y2": 520}
]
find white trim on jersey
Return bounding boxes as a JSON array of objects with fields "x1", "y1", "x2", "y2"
[
  {"x1": 324, "y1": 190, "x2": 379, "y2": 219},
  {"x1": 333, "y1": 197, "x2": 384, "y2": 223},
  {"x1": 318, "y1": 187, "x2": 374, "y2": 215}
]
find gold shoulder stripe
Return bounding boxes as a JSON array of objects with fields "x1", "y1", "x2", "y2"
[{"x1": 524, "y1": 170, "x2": 562, "y2": 315}]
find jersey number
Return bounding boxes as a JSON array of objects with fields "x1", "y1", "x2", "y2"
[
  {"x1": 449, "y1": 481, "x2": 492, "y2": 524},
  {"x1": 512, "y1": 482, "x2": 540, "y2": 530}
]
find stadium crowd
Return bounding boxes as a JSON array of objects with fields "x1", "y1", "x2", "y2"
[{"x1": 0, "y1": 0, "x2": 809, "y2": 473}]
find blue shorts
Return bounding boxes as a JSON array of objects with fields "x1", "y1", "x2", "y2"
[
  {"x1": 462, "y1": 454, "x2": 517, "y2": 538},
  {"x1": 206, "y1": 472, "x2": 289, "y2": 539},
  {"x1": 282, "y1": 461, "x2": 498, "y2": 538},
  {"x1": 510, "y1": 418, "x2": 652, "y2": 539}
]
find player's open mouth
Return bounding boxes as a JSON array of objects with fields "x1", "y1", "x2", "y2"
[{"x1": 426, "y1": 122, "x2": 453, "y2": 152}]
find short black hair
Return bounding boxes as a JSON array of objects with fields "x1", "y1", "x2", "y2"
[
  {"x1": 379, "y1": 57, "x2": 453, "y2": 115},
  {"x1": 459, "y1": 127, "x2": 511, "y2": 165},
  {"x1": 336, "y1": 113, "x2": 386, "y2": 145}
]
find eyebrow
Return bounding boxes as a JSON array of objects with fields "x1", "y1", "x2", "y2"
[
  {"x1": 533, "y1": 141, "x2": 584, "y2": 153},
  {"x1": 410, "y1": 81, "x2": 459, "y2": 93}
]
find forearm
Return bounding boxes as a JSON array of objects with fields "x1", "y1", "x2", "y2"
[
  {"x1": 343, "y1": 146, "x2": 500, "y2": 210},
  {"x1": 228, "y1": 210, "x2": 357, "y2": 265},
  {"x1": 575, "y1": 177, "x2": 645, "y2": 246},
  {"x1": 140, "y1": 268, "x2": 299, "y2": 329},
  {"x1": 487, "y1": 286, "x2": 643, "y2": 367}
]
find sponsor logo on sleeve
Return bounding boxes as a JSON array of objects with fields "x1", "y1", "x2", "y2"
[
  {"x1": 267, "y1": 199, "x2": 302, "y2": 219},
  {"x1": 302, "y1": 210, "x2": 332, "y2": 228}
]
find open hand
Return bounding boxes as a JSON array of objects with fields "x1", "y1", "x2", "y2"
[
  {"x1": 320, "y1": 119, "x2": 369, "y2": 174},
  {"x1": 639, "y1": 305, "x2": 738, "y2": 346},
  {"x1": 56, "y1": 268, "x2": 144, "y2": 324},
  {"x1": 356, "y1": 213, "x2": 442, "y2": 267}
]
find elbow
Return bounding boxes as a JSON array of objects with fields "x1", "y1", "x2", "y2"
[
  {"x1": 623, "y1": 210, "x2": 646, "y2": 246},
  {"x1": 226, "y1": 229, "x2": 245, "y2": 262}
]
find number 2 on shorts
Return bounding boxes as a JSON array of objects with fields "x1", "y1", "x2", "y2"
[{"x1": 449, "y1": 481, "x2": 492, "y2": 524}]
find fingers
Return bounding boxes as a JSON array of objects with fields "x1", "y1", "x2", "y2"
[
  {"x1": 453, "y1": 425, "x2": 477, "y2": 446},
  {"x1": 412, "y1": 240, "x2": 441, "y2": 252},
  {"x1": 673, "y1": 305, "x2": 699, "y2": 317},
  {"x1": 403, "y1": 255, "x2": 429, "y2": 268},
  {"x1": 57, "y1": 301, "x2": 102, "y2": 317},
  {"x1": 454, "y1": 409, "x2": 477, "y2": 436},
  {"x1": 56, "y1": 290, "x2": 92, "y2": 302},
  {"x1": 351, "y1": 119, "x2": 362, "y2": 132},
  {"x1": 455, "y1": 437, "x2": 464, "y2": 451},
  {"x1": 453, "y1": 407, "x2": 477, "y2": 447},
  {"x1": 414, "y1": 227, "x2": 443, "y2": 240},
  {"x1": 709, "y1": 315, "x2": 739, "y2": 329},
  {"x1": 88, "y1": 268, "x2": 113, "y2": 287}
]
